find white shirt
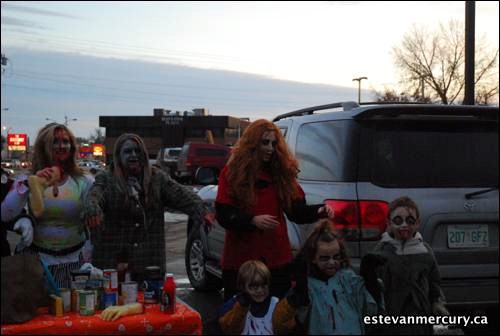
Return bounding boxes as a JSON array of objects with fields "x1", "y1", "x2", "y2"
[{"x1": 242, "y1": 296, "x2": 278, "y2": 335}]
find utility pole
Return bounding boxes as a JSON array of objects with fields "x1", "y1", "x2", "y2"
[
  {"x1": 352, "y1": 77, "x2": 368, "y2": 104},
  {"x1": 464, "y1": 1, "x2": 475, "y2": 105}
]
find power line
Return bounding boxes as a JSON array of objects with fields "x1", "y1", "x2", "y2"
[
  {"x1": 1, "y1": 83, "x2": 304, "y2": 110},
  {"x1": 14, "y1": 68, "x2": 314, "y2": 95},
  {"x1": 10, "y1": 72, "x2": 310, "y2": 107}
]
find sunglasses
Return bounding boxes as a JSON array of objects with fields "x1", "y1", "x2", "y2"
[
  {"x1": 390, "y1": 215, "x2": 417, "y2": 226},
  {"x1": 261, "y1": 139, "x2": 278, "y2": 147}
]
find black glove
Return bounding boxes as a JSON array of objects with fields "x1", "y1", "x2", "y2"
[
  {"x1": 236, "y1": 292, "x2": 252, "y2": 307},
  {"x1": 360, "y1": 253, "x2": 386, "y2": 283},
  {"x1": 360, "y1": 253, "x2": 386, "y2": 305},
  {"x1": 288, "y1": 253, "x2": 310, "y2": 307}
]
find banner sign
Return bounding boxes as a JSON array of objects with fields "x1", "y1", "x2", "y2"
[{"x1": 7, "y1": 133, "x2": 27, "y2": 151}]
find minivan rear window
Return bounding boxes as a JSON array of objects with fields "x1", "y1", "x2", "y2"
[
  {"x1": 295, "y1": 120, "x2": 358, "y2": 181},
  {"x1": 371, "y1": 121, "x2": 498, "y2": 187}
]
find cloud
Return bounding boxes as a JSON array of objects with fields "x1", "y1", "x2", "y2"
[
  {"x1": 2, "y1": 3, "x2": 83, "y2": 20},
  {"x1": 1, "y1": 47, "x2": 365, "y2": 140},
  {"x1": 0, "y1": 16, "x2": 48, "y2": 30}
]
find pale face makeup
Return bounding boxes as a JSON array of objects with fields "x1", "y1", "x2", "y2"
[
  {"x1": 312, "y1": 240, "x2": 342, "y2": 278},
  {"x1": 388, "y1": 206, "x2": 420, "y2": 241},
  {"x1": 52, "y1": 128, "x2": 71, "y2": 164},
  {"x1": 260, "y1": 131, "x2": 277, "y2": 163},
  {"x1": 120, "y1": 139, "x2": 143, "y2": 176}
]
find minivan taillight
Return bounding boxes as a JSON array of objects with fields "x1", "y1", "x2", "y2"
[{"x1": 324, "y1": 200, "x2": 389, "y2": 241}]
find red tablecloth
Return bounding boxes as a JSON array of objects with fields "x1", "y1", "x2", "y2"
[{"x1": 1, "y1": 299, "x2": 202, "y2": 335}]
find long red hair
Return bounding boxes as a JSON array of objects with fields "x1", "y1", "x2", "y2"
[{"x1": 226, "y1": 119, "x2": 300, "y2": 212}]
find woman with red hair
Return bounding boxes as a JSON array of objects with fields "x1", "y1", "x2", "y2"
[{"x1": 216, "y1": 119, "x2": 334, "y2": 301}]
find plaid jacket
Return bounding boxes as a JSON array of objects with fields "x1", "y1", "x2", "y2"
[{"x1": 84, "y1": 167, "x2": 205, "y2": 280}]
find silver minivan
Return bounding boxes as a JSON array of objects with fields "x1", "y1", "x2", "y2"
[{"x1": 185, "y1": 102, "x2": 498, "y2": 317}]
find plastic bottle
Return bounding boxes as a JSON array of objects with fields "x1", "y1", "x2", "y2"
[{"x1": 160, "y1": 273, "x2": 176, "y2": 313}]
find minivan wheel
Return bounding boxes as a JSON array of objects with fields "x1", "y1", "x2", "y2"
[{"x1": 185, "y1": 227, "x2": 222, "y2": 291}]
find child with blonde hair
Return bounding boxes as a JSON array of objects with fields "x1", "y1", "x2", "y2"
[{"x1": 218, "y1": 260, "x2": 301, "y2": 335}]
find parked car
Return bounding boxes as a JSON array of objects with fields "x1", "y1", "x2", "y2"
[
  {"x1": 1, "y1": 159, "x2": 15, "y2": 169},
  {"x1": 156, "y1": 147, "x2": 182, "y2": 177},
  {"x1": 176, "y1": 142, "x2": 231, "y2": 182},
  {"x1": 78, "y1": 160, "x2": 105, "y2": 175},
  {"x1": 185, "y1": 102, "x2": 499, "y2": 317}
]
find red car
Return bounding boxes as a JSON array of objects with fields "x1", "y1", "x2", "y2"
[{"x1": 175, "y1": 142, "x2": 231, "y2": 182}]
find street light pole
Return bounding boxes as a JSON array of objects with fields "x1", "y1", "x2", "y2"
[
  {"x1": 64, "y1": 115, "x2": 77, "y2": 126},
  {"x1": 46, "y1": 115, "x2": 77, "y2": 126},
  {"x1": 352, "y1": 76, "x2": 368, "y2": 104}
]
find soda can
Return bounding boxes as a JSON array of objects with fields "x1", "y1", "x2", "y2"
[
  {"x1": 103, "y1": 269, "x2": 118, "y2": 292},
  {"x1": 71, "y1": 289, "x2": 82, "y2": 313},
  {"x1": 120, "y1": 281, "x2": 138, "y2": 305},
  {"x1": 59, "y1": 288, "x2": 71, "y2": 313},
  {"x1": 79, "y1": 290, "x2": 95, "y2": 316},
  {"x1": 49, "y1": 294, "x2": 63, "y2": 317},
  {"x1": 143, "y1": 266, "x2": 162, "y2": 304},
  {"x1": 102, "y1": 291, "x2": 118, "y2": 309}
]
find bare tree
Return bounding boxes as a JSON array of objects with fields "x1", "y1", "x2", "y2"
[
  {"x1": 374, "y1": 87, "x2": 431, "y2": 103},
  {"x1": 393, "y1": 20, "x2": 499, "y2": 105},
  {"x1": 89, "y1": 128, "x2": 105, "y2": 144}
]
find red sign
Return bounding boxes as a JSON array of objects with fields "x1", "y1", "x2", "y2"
[
  {"x1": 7, "y1": 133, "x2": 27, "y2": 151},
  {"x1": 79, "y1": 146, "x2": 92, "y2": 155},
  {"x1": 92, "y1": 144, "x2": 105, "y2": 156}
]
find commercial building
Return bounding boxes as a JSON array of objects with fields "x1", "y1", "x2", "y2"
[{"x1": 99, "y1": 108, "x2": 250, "y2": 162}]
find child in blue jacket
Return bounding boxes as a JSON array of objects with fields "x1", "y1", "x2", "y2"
[{"x1": 291, "y1": 219, "x2": 385, "y2": 335}]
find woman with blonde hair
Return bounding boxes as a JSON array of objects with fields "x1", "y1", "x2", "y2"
[
  {"x1": 216, "y1": 119, "x2": 334, "y2": 301},
  {"x1": 2, "y1": 122, "x2": 94, "y2": 288}
]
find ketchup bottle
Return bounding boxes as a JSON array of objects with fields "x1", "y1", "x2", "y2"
[{"x1": 161, "y1": 273, "x2": 176, "y2": 313}]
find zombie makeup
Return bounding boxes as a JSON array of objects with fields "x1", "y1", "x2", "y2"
[
  {"x1": 389, "y1": 206, "x2": 420, "y2": 242},
  {"x1": 260, "y1": 131, "x2": 277, "y2": 163},
  {"x1": 312, "y1": 240, "x2": 342, "y2": 278},
  {"x1": 120, "y1": 139, "x2": 143, "y2": 176},
  {"x1": 52, "y1": 128, "x2": 71, "y2": 164},
  {"x1": 246, "y1": 275, "x2": 269, "y2": 303}
]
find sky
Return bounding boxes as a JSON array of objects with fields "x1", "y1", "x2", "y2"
[{"x1": 1, "y1": 1, "x2": 499, "y2": 140}]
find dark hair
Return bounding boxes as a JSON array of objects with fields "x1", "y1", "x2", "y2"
[
  {"x1": 113, "y1": 133, "x2": 152, "y2": 206},
  {"x1": 298, "y1": 219, "x2": 350, "y2": 270},
  {"x1": 388, "y1": 196, "x2": 420, "y2": 219}
]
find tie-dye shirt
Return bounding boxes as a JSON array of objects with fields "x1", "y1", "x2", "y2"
[{"x1": 33, "y1": 175, "x2": 93, "y2": 251}]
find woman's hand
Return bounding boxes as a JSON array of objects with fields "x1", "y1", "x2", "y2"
[
  {"x1": 318, "y1": 204, "x2": 335, "y2": 219},
  {"x1": 35, "y1": 166, "x2": 61, "y2": 186},
  {"x1": 251, "y1": 215, "x2": 279, "y2": 230}
]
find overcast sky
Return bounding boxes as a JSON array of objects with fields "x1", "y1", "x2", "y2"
[{"x1": 1, "y1": 1, "x2": 499, "y2": 140}]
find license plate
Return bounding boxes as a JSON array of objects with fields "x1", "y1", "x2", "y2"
[{"x1": 447, "y1": 224, "x2": 489, "y2": 248}]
